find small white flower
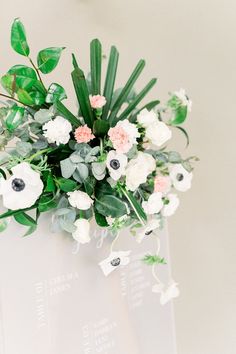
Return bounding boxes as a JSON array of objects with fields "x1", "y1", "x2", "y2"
[
  {"x1": 67, "y1": 190, "x2": 93, "y2": 210},
  {"x1": 146, "y1": 121, "x2": 172, "y2": 147},
  {"x1": 137, "y1": 108, "x2": 156, "y2": 128},
  {"x1": 117, "y1": 119, "x2": 140, "y2": 145},
  {"x1": 174, "y1": 88, "x2": 192, "y2": 112},
  {"x1": 142, "y1": 192, "x2": 163, "y2": 215},
  {"x1": 0, "y1": 162, "x2": 43, "y2": 210},
  {"x1": 72, "y1": 218, "x2": 91, "y2": 244},
  {"x1": 125, "y1": 152, "x2": 156, "y2": 191},
  {"x1": 106, "y1": 150, "x2": 128, "y2": 181},
  {"x1": 170, "y1": 164, "x2": 193, "y2": 192},
  {"x1": 99, "y1": 250, "x2": 131, "y2": 276},
  {"x1": 42, "y1": 116, "x2": 72, "y2": 146},
  {"x1": 160, "y1": 281, "x2": 180, "y2": 305},
  {"x1": 136, "y1": 218, "x2": 160, "y2": 243},
  {"x1": 162, "y1": 194, "x2": 180, "y2": 217}
]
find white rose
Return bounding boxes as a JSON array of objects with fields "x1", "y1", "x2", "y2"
[
  {"x1": 67, "y1": 190, "x2": 93, "y2": 210},
  {"x1": 125, "y1": 152, "x2": 156, "y2": 191},
  {"x1": 72, "y1": 219, "x2": 91, "y2": 244},
  {"x1": 142, "y1": 192, "x2": 163, "y2": 215},
  {"x1": 0, "y1": 162, "x2": 43, "y2": 210},
  {"x1": 43, "y1": 116, "x2": 72, "y2": 146},
  {"x1": 169, "y1": 164, "x2": 193, "y2": 192},
  {"x1": 145, "y1": 121, "x2": 172, "y2": 147},
  {"x1": 162, "y1": 194, "x2": 180, "y2": 217},
  {"x1": 137, "y1": 108, "x2": 157, "y2": 128}
]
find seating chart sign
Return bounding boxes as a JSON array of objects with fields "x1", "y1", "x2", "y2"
[{"x1": 0, "y1": 213, "x2": 177, "y2": 354}]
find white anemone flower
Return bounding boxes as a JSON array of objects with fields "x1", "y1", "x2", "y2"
[
  {"x1": 174, "y1": 88, "x2": 192, "y2": 112},
  {"x1": 67, "y1": 190, "x2": 93, "y2": 210},
  {"x1": 136, "y1": 218, "x2": 160, "y2": 243},
  {"x1": 99, "y1": 250, "x2": 131, "y2": 276},
  {"x1": 72, "y1": 219, "x2": 91, "y2": 244},
  {"x1": 162, "y1": 194, "x2": 180, "y2": 217},
  {"x1": 0, "y1": 162, "x2": 43, "y2": 210},
  {"x1": 42, "y1": 116, "x2": 72, "y2": 146},
  {"x1": 160, "y1": 281, "x2": 180, "y2": 305},
  {"x1": 170, "y1": 164, "x2": 193, "y2": 192},
  {"x1": 106, "y1": 150, "x2": 128, "y2": 181},
  {"x1": 142, "y1": 192, "x2": 163, "y2": 215}
]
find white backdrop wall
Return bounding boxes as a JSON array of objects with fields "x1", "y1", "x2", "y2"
[{"x1": 0, "y1": 1, "x2": 236, "y2": 353}]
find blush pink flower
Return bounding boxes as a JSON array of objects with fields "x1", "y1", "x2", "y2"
[
  {"x1": 74, "y1": 125, "x2": 95, "y2": 143},
  {"x1": 108, "y1": 126, "x2": 131, "y2": 153},
  {"x1": 154, "y1": 176, "x2": 171, "y2": 194},
  {"x1": 89, "y1": 95, "x2": 106, "y2": 109}
]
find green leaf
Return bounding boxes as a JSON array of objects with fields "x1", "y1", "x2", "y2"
[
  {"x1": 117, "y1": 78, "x2": 157, "y2": 122},
  {"x1": 120, "y1": 186, "x2": 147, "y2": 222},
  {"x1": 46, "y1": 83, "x2": 67, "y2": 103},
  {"x1": 95, "y1": 212, "x2": 109, "y2": 227},
  {"x1": 5, "y1": 106, "x2": 25, "y2": 131},
  {"x1": 38, "y1": 194, "x2": 57, "y2": 212},
  {"x1": 84, "y1": 176, "x2": 96, "y2": 196},
  {"x1": 1, "y1": 74, "x2": 17, "y2": 95},
  {"x1": 8, "y1": 65, "x2": 37, "y2": 90},
  {"x1": 45, "y1": 173, "x2": 56, "y2": 192},
  {"x1": 93, "y1": 119, "x2": 109, "y2": 137},
  {"x1": 17, "y1": 88, "x2": 34, "y2": 105},
  {"x1": 14, "y1": 212, "x2": 37, "y2": 227},
  {"x1": 168, "y1": 151, "x2": 182, "y2": 163},
  {"x1": 90, "y1": 39, "x2": 102, "y2": 94},
  {"x1": 170, "y1": 105, "x2": 188, "y2": 125},
  {"x1": 95, "y1": 195, "x2": 127, "y2": 218},
  {"x1": 137, "y1": 100, "x2": 160, "y2": 113},
  {"x1": 71, "y1": 67, "x2": 94, "y2": 127},
  {"x1": 60, "y1": 158, "x2": 77, "y2": 178},
  {"x1": 73, "y1": 164, "x2": 89, "y2": 183},
  {"x1": 142, "y1": 254, "x2": 167, "y2": 265},
  {"x1": 11, "y1": 18, "x2": 30, "y2": 56},
  {"x1": 37, "y1": 47, "x2": 65, "y2": 74},
  {"x1": 30, "y1": 91, "x2": 45, "y2": 106},
  {"x1": 108, "y1": 59, "x2": 146, "y2": 125},
  {"x1": 102, "y1": 46, "x2": 119, "y2": 120},
  {"x1": 56, "y1": 177, "x2": 77, "y2": 192},
  {"x1": 55, "y1": 101, "x2": 80, "y2": 126},
  {"x1": 0, "y1": 204, "x2": 38, "y2": 220}
]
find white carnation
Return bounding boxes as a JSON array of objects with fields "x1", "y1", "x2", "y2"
[
  {"x1": 43, "y1": 116, "x2": 72, "y2": 146},
  {"x1": 117, "y1": 119, "x2": 140, "y2": 144},
  {"x1": 125, "y1": 152, "x2": 156, "y2": 191},
  {"x1": 145, "y1": 121, "x2": 172, "y2": 147},
  {"x1": 67, "y1": 190, "x2": 93, "y2": 210}
]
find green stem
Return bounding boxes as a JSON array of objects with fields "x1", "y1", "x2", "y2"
[
  {"x1": 120, "y1": 185, "x2": 145, "y2": 225},
  {"x1": 0, "y1": 93, "x2": 31, "y2": 108},
  {"x1": 100, "y1": 138, "x2": 104, "y2": 156},
  {"x1": 28, "y1": 57, "x2": 47, "y2": 91},
  {"x1": 26, "y1": 147, "x2": 54, "y2": 162}
]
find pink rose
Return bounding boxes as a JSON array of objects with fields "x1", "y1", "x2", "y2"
[
  {"x1": 108, "y1": 126, "x2": 131, "y2": 153},
  {"x1": 74, "y1": 125, "x2": 95, "y2": 143},
  {"x1": 89, "y1": 95, "x2": 106, "y2": 109},
  {"x1": 154, "y1": 176, "x2": 171, "y2": 194}
]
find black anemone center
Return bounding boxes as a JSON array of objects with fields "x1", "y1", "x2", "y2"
[
  {"x1": 110, "y1": 159, "x2": 120, "y2": 170},
  {"x1": 11, "y1": 178, "x2": 25, "y2": 192},
  {"x1": 111, "y1": 257, "x2": 121, "y2": 266},
  {"x1": 145, "y1": 230, "x2": 153, "y2": 236},
  {"x1": 176, "y1": 173, "x2": 184, "y2": 182}
]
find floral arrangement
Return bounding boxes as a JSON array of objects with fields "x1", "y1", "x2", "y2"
[{"x1": 0, "y1": 19, "x2": 197, "y2": 304}]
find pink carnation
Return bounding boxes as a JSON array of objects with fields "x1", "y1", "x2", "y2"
[
  {"x1": 89, "y1": 95, "x2": 106, "y2": 109},
  {"x1": 74, "y1": 125, "x2": 95, "y2": 143},
  {"x1": 154, "y1": 176, "x2": 171, "y2": 194},
  {"x1": 108, "y1": 126, "x2": 131, "y2": 153}
]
